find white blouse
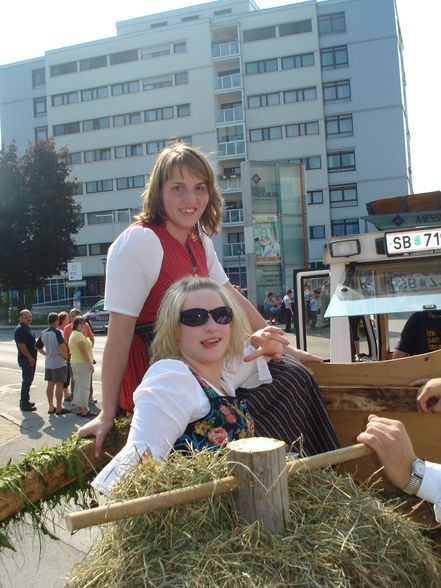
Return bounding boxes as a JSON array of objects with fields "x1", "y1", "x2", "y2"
[
  {"x1": 104, "y1": 224, "x2": 228, "y2": 317},
  {"x1": 418, "y1": 461, "x2": 441, "y2": 523},
  {"x1": 92, "y1": 349, "x2": 272, "y2": 496}
]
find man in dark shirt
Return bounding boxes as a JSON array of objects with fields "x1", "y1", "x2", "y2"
[
  {"x1": 14, "y1": 309, "x2": 38, "y2": 411},
  {"x1": 393, "y1": 310, "x2": 441, "y2": 358}
]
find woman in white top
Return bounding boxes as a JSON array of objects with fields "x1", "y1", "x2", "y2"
[{"x1": 92, "y1": 276, "x2": 275, "y2": 496}]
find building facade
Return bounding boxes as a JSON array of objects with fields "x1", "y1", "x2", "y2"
[{"x1": 0, "y1": 0, "x2": 411, "y2": 305}]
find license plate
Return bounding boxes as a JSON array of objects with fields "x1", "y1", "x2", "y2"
[{"x1": 385, "y1": 227, "x2": 441, "y2": 256}]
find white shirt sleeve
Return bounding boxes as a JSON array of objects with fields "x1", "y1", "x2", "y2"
[
  {"x1": 91, "y1": 360, "x2": 211, "y2": 496},
  {"x1": 202, "y1": 234, "x2": 229, "y2": 285},
  {"x1": 104, "y1": 225, "x2": 163, "y2": 317},
  {"x1": 417, "y1": 461, "x2": 441, "y2": 523}
]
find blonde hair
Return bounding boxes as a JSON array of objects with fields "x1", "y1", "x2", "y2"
[
  {"x1": 150, "y1": 276, "x2": 251, "y2": 366},
  {"x1": 137, "y1": 143, "x2": 222, "y2": 235}
]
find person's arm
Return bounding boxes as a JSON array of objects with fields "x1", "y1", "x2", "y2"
[
  {"x1": 393, "y1": 314, "x2": 415, "y2": 358},
  {"x1": 78, "y1": 312, "x2": 137, "y2": 456},
  {"x1": 413, "y1": 378, "x2": 441, "y2": 413},
  {"x1": 35, "y1": 337, "x2": 47, "y2": 357},
  {"x1": 17, "y1": 343, "x2": 36, "y2": 366},
  {"x1": 85, "y1": 324, "x2": 95, "y2": 347},
  {"x1": 392, "y1": 349, "x2": 409, "y2": 359},
  {"x1": 225, "y1": 283, "x2": 322, "y2": 364}
]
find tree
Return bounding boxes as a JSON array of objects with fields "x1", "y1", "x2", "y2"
[{"x1": 0, "y1": 140, "x2": 81, "y2": 309}]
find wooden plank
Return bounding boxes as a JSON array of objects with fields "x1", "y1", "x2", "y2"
[
  {"x1": 321, "y1": 386, "x2": 418, "y2": 411},
  {"x1": 305, "y1": 348, "x2": 441, "y2": 387}
]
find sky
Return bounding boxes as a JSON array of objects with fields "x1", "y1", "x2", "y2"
[{"x1": 1, "y1": 0, "x2": 440, "y2": 193}]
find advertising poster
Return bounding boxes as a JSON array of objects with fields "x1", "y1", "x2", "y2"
[{"x1": 254, "y1": 214, "x2": 281, "y2": 264}]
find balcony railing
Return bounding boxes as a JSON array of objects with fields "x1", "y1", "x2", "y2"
[
  {"x1": 223, "y1": 242, "x2": 245, "y2": 258},
  {"x1": 212, "y1": 41, "x2": 240, "y2": 59},
  {"x1": 215, "y1": 106, "x2": 244, "y2": 125},
  {"x1": 213, "y1": 74, "x2": 242, "y2": 92},
  {"x1": 222, "y1": 208, "x2": 244, "y2": 224},
  {"x1": 217, "y1": 140, "x2": 246, "y2": 158},
  {"x1": 218, "y1": 176, "x2": 241, "y2": 192}
]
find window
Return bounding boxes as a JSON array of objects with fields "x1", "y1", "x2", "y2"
[
  {"x1": 250, "y1": 126, "x2": 282, "y2": 142},
  {"x1": 286, "y1": 121, "x2": 319, "y2": 137},
  {"x1": 88, "y1": 211, "x2": 114, "y2": 225},
  {"x1": 116, "y1": 175, "x2": 145, "y2": 190},
  {"x1": 114, "y1": 144, "x2": 144, "y2": 158},
  {"x1": 74, "y1": 244, "x2": 87, "y2": 256},
  {"x1": 284, "y1": 87, "x2": 317, "y2": 103},
  {"x1": 329, "y1": 184, "x2": 358, "y2": 208},
  {"x1": 82, "y1": 117, "x2": 110, "y2": 132},
  {"x1": 34, "y1": 126, "x2": 48, "y2": 142},
  {"x1": 143, "y1": 75, "x2": 173, "y2": 90},
  {"x1": 318, "y1": 12, "x2": 346, "y2": 35},
  {"x1": 141, "y1": 43, "x2": 171, "y2": 59},
  {"x1": 279, "y1": 19, "x2": 312, "y2": 36},
  {"x1": 32, "y1": 68, "x2": 46, "y2": 89},
  {"x1": 243, "y1": 26, "x2": 276, "y2": 43},
  {"x1": 327, "y1": 150, "x2": 356, "y2": 172},
  {"x1": 175, "y1": 71, "x2": 189, "y2": 85},
  {"x1": 303, "y1": 156, "x2": 321, "y2": 170},
  {"x1": 50, "y1": 61, "x2": 77, "y2": 76},
  {"x1": 174, "y1": 41, "x2": 187, "y2": 53},
  {"x1": 64, "y1": 152, "x2": 82, "y2": 165},
  {"x1": 146, "y1": 139, "x2": 167, "y2": 154},
  {"x1": 248, "y1": 92, "x2": 280, "y2": 108},
  {"x1": 151, "y1": 21, "x2": 168, "y2": 28},
  {"x1": 73, "y1": 182, "x2": 83, "y2": 195},
  {"x1": 85, "y1": 180, "x2": 113, "y2": 193},
  {"x1": 113, "y1": 112, "x2": 142, "y2": 127},
  {"x1": 53, "y1": 122, "x2": 81, "y2": 136},
  {"x1": 325, "y1": 113, "x2": 353, "y2": 137},
  {"x1": 52, "y1": 91, "x2": 78, "y2": 106},
  {"x1": 145, "y1": 106, "x2": 174, "y2": 122},
  {"x1": 307, "y1": 190, "x2": 323, "y2": 205},
  {"x1": 214, "y1": 8, "x2": 231, "y2": 16},
  {"x1": 245, "y1": 58, "x2": 278, "y2": 75},
  {"x1": 33, "y1": 97, "x2": 47, "y2": 117},
  {"x1": 281, "y1": 52, "x2": 314, "y2": 70},
  {"x1": 81, "y1": 86, "x2": 108, "y2": 102},
  {"x1": 84, "y1": 149, "x2": 111, "y2": 163},
  {"x1": 89, "y1": 243, "x2": 112, "y2": 255},
  {"x1": 111, "y1": 81, "x2": 139, "y2": 96},
  {"x1": 79, "y1": 55, "x2": 107, "y2": 71},
  {"x1": 177, "y1": 103, "x2": 190, "y2": 117},
  {"x1": 309, "y1": 225, "x2": 326, "y2": 239},
  {"x1": 182, "y1": 15, "x2": 198, "y2": 22},
  {"x1": 109, "y1": 49, "x2": 138, "y2": 66},
  {"x1": 331, "y1": 218, "x2": 359, "y2": 236},
  {"x1": 323, "y1": 79, "x2": 351, "y2": 102},
  {"x1": 321, "y1": 45, "x2": 348, "y2": 69}
]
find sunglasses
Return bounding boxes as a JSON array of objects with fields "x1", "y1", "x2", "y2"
[{"x1": 179, "y1": 306, "x2": 233, "y2": 327}]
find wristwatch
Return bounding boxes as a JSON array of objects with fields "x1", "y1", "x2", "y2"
[{"x1": 402, "y1": 458, "x2": 426, "y2": 495}]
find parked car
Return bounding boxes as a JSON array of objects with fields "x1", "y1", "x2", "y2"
[{"x1": 83, "y1": 299, "x2": 109, "y2": 333}]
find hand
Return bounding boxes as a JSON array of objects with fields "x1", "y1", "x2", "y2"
[
  {"x1": 357, "y1": 415, "x2": 417, "y2": 489},
  {"x1": 89, "y1": 363, "x2": 95, "y2": 373},
  {"x1": 78, "y1": 412, "x2": 115, "y2": 458},
  {"x1": 411, "y1": 378, "x2": 441, "y2": 414},
  {"x1": 28, "y1": 357, "x2": 36, "y2": 367},
  {"x1": 245, "y1": 326, "x2": 289, "y2": 363}
]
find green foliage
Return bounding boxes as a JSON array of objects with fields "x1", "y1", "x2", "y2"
[{"x1": 0, "y1": 140, "x2": 81, "y2": 300}]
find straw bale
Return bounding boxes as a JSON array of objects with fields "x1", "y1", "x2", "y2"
[{"x1": 66, "y1": 450, "x2": 441, "y2": 588}]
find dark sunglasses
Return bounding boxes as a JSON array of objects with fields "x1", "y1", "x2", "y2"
[{"x1": 179, "y1": 306, "x2": 233, "y2": 327}]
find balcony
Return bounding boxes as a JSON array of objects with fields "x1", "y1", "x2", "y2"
[
  {"x1": 218, "y1": 140, "x2": 246, "y2": 159},
  {"x1": 213, "y1": 73, "x2": 242, "y2": 92},
  {"x1": 215, "y1": 106, "x2": 244, "y2": 125},
  {"x1": 223, "y1": 242, "x2": 245, "y2": 258},
  {"x1": 218, "y1": 176, "x2": 241, "y2": 192},
  {"x1": 212, "y1": 40, "x2": 240, "y2": 59},
  {"x1": 222, "y1": 208, "x2": 244, "y2": 224}
]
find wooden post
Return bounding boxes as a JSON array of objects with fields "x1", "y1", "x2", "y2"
[{"x1": 227, "y1": 437, "x2": 289, "y2": 534}]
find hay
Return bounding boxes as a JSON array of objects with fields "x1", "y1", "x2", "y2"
[{"x1": 66, "y1": 450, "x2": 441, "y2": 587}]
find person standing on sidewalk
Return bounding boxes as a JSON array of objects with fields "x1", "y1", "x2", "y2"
[
  {"x1": 283, "y1": 289, "x2": 294, "y2": 333},
  {"x1": 36, "y1": 312, "x2": 70, "y2": 416},
  {"x1": 14, "y1": 309, "x2": 37, "y2": 412},
  {"x1": 64, "y1": 308, "x2": 95, "y2": 403}
]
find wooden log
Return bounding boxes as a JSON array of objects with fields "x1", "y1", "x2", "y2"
[
  {"x1": 65, "y1": 476, "x2": 240, "y2": 533},
  {"x1": 305, "y1": 348, "x2": 441, "y2": 387},
  {"x1": 0, "y1": 427, "x2": 129, "y2": 523},
  {"x1": 227, "y1": 437, "x2": 289, "y2": 534}
]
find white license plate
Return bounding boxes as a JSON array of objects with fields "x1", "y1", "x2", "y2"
[{"x1": 385, "y1": 227, "x2": 441, "y2": 256}]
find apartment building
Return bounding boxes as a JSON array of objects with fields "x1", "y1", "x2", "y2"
[{"x1": 0, "y1": 0, "x2": 410, "y2": 304}]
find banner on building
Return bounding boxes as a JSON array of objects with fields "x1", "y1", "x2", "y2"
[{"x1": 253, "y1": 214, "x2": 281, "y2": 263}]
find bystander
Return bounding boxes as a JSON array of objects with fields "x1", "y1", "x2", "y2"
[{"x1": 14, "y1": 309, "x2": 37, "y2": 412}]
